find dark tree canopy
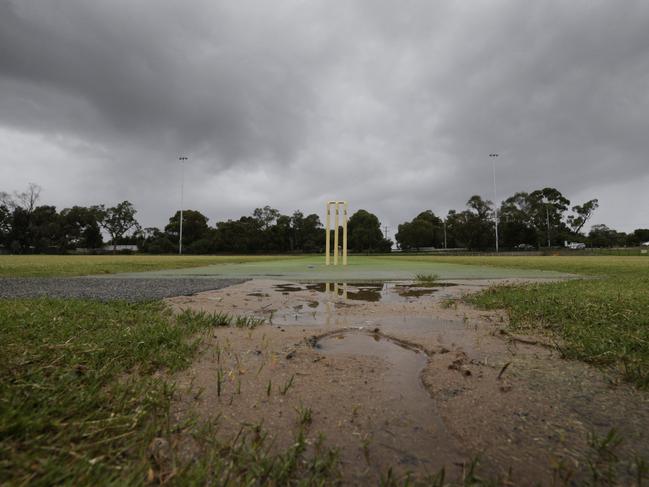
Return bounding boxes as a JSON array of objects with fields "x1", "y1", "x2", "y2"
[
  {"x1": 633, "y1": 229, "x2": 649, "y2": 244},
  {"x1": 347, "y1": 209, "x2": 391, "y2": 253},
  {"x1": 588, "y1": 224, "x2": 625, "y2": 248},
  {"x1": 95, "y1": 201, "x2": 140, "y2": 252},
  {"x1": 165, "y1": 210, "x2": 209, "y2": 248},
  {"x1": 0, "y1": 182, "x2": 642, "y2": 254},
  {"x1": 60, "y1": 206, "x2": 103, "y2": 249},
  {"x1": 395, "y1": 210, "x2": 443, "y2": 250}
]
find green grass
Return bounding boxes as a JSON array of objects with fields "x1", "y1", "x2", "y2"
[
  {"x1": 0, "y1": 299, "x2": 338, "y2": 485},
  {"x1": 391, "y1": 256, "x2": 649, "y2": 388},
  {"x1": 381, "y1": 254, "x2": 649, "y2": 276},
  {"x1": 1, "y1": 255, "x2": 647, "y2": 483},
  {"x1": 0, "y1": 255, "x2": 295, "y2": 277},
  {"x1": 109, "y1": 254, "x2": 568, "y2": 280},
  {"x1": 3, "y1": 254, "x2": 648, "y2": 388},
  {"x1": 414, "y1": 273, "x2": 440, "y2": 286}
]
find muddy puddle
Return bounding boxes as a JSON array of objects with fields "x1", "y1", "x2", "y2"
[
  {"x1": 272, "y1": 281, "x2": 457, "y2": 303},
  {"x1": 258, "y1": 282, "x2": 485, "y2": 342},
  {"x1": 316, "y1": 331, "x2": 432, "y2": 415},
  {"x1": 316, "y1": 330, "x2": 459, "y2": 468},
  {"x1": 166, "y1": 278, "x2": 649, "y2": 485},
  {"x1": 254, "y1": 280, "x2": 467, "y2": 329}
]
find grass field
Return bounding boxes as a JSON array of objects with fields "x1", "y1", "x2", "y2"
[
  {"x1": 388, "y1": 255, "x2": 649, "y2": 388},
  {"x1": 0, "y1": 300, "x2": 339, "y2": 485},
  {"x1": 87, "y1": 255, "x2": 570, "y2": 280},
  {"x1": 1, "y1": 253, "x2": 647, "y2": 389},
  {"x1": 1, "y1": 253, "x2": 648, "y2": 483},
  {"x1": 0, "y1": 255, "x2": 296, "y2": 277}
]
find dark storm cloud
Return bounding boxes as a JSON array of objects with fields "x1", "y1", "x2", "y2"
[
  {"x1": 0, "y1": 1, "x2": 330, "y2": 164},
  {"x1": 1, "y1": 0, "x2": 648, "y2": 232}
]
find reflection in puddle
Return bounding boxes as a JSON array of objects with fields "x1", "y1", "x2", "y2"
[
  {"x1": 266, "y1": 280, "x2": 466, "y2": 332},
  {"x1": 306, "y1": 282, "x2": 383, "y2": 302},
  {"x1": 292, "y1": 281, "x2": 458, "y2": 303},
  {"x1": 397, "y1": 288, "x2": 436, "y2": 298},
  {"x1": 274, "y1": 284, "x2": 303, "y2": 294}
]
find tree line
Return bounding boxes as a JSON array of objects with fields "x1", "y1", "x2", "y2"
[
  {"x1": 1, "y1": 183, "x2": 647, "y2": 254},
  {"x1": 0, "y1": 184, "x2": 391, "y2": 254},
  {"x1": 395, "y1": 187, "x2": 648, "y2": 250}
]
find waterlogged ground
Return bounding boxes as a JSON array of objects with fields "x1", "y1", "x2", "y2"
[{"x1": 166, "y1": 279, "x2": 649, "y2": 484}]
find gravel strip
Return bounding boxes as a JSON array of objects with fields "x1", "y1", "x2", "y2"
[{"x1": 0, "y1": 278, "x2": 245, "y2": 301}]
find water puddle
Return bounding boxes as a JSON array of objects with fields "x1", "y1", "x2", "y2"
[
  {"x1": 274, "y1": 283, "x2": 303, "y2": 294},
  {"x1": 317, "y1": 331, "x2": 428, "y2": 379},
  {"x1": 264, "y1": 280, "x2": 471, "y2": 338},
  {"x1": 316, "y1": 331, "x2": 458, "y2": 466},
  {"x1": 273, "y1": 281, "x2": 457, "y2": 303}
]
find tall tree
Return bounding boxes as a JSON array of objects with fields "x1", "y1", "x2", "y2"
[
  {"x1": 499, "y1": 192, "x2": 536, "y2": 248},
  {"x1": 165, "y1": 210, "x2": 209, "y2": 250},
  {"x1": 567, "y1": 199, "x2": 599, "y2": 234},
  {"x1": 291, "y1": 211, "x2": 324, "y2": 252},
  {"x1": 633, "y1": 229, "x2": 649, "y2": 244},
  {"x1": 268, "y1": 214, "x2": 293, "y2": 252},
  {"x1": 1, "y1": 183, "x2": 42, "y2": 213},
  {"x1": 252, "y1": 206, "x2": 281, "y2": 231},
  {"x1": 95, "y1": 201, "x2": 140, "y2": 252},
  {"x1": 139, "y1": 227, "x2": 175, "y2": 253},
  {"x1": 60, "y1": 206, "x2": 103, "y2": 249},
  {"x1": 0, "y1": 205, "x2": 10, "y2": 247},
  {"x1": 588, "y1": 224, "x2": 622, "y2": 248},
  {"x1": 7, "y1": 208, "x2": 30, "y2": 253},
  {"x1": 347, "y1": 209, "x2": 390, "y2": 252},
  {"x1": 395, "y1": 210, "x2": 443, "y2": 250},
  {"x1": 528, "y1": 188, "x2": 570, "y2": 247},
  {"x1": 446, "y1": 196, "x2": 495, "y2": 250},
  {"x1": 29, "y1": 206, "x2": 63, "y2": 252}
]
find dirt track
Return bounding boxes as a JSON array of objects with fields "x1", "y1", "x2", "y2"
[{"x1": 166, "y1": 279, "x2": 649, "y2": 484}]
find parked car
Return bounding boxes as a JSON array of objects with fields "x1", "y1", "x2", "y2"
[
  {"x1": 564, "y1": 241, "x2": 586, "y2": 250},
  {"x1": 515, "y1": 243, "x2": 535, "y2": 250},
  {"x1": 642, "y1": 241, "x2": 649, "y2": 247}
]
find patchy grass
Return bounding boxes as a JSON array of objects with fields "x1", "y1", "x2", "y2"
[
  {"x1": 0, "y1": 255, "x2": 295, "y2": 277},
  {"x1": 551, "y1": 429, "x2": 648, "y2": 486},
  {"x1": 0, "y1": 298, "x2": 337, "y2": 485},
  {"x1": 1, "y1": 285, "x2": 647, "y2": 484},
  {"x1": 176, "y1": 309, "x2": 265, "y2": 329},
  {"x1": 414, "y1": 273, "x2": 440, "y2": 286},
  {"x1": 396, "y1": 256, "x2": 649, "y2": 389}
]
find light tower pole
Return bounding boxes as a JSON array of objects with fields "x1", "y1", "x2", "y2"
[
  {"x1": 443, "y1": 217, "x2": 447, "y2": 249},
  {"x1": 178, "y1": 156, "x2": 188, "y2": 255},
  {"x1": 489, "y1": 153, "x2": 499, "y2": 253},
  {"x1": 543, "y1": 197, "x2": 551, "y2": 248}
]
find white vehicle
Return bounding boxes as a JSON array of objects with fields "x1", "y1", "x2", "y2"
[
  {"x1": 564, "y1": 241, "x2": 586, "y2": 250},
  {"x1": 642, "y1": 241, "x2": 649, "y2": 247}
]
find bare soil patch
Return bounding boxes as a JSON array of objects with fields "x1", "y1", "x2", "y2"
[{"x1": 166, "y1": 279, "x2": 649, "y2": 484}]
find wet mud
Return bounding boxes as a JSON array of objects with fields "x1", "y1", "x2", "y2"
[{"x1": 166, "y1": 278, "x2": 649, "y2": 484}]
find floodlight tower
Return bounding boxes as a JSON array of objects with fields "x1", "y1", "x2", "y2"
[
  {"x1": 443, "y1": 216, "x2": 447, "y2": 249},
  {"x1": 489, "y1": 153, "x2": 499, "y2": 253},
  {"x1": 542, "y1": 196, "x2": 551, "y2": 248},
  {"x1": 178, "y1": 156, "x2": 188, "y2": 255}
]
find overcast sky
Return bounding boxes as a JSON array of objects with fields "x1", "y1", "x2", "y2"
[{"x1": 1, "y1": 0, "x2": 648, "y2": 235}]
